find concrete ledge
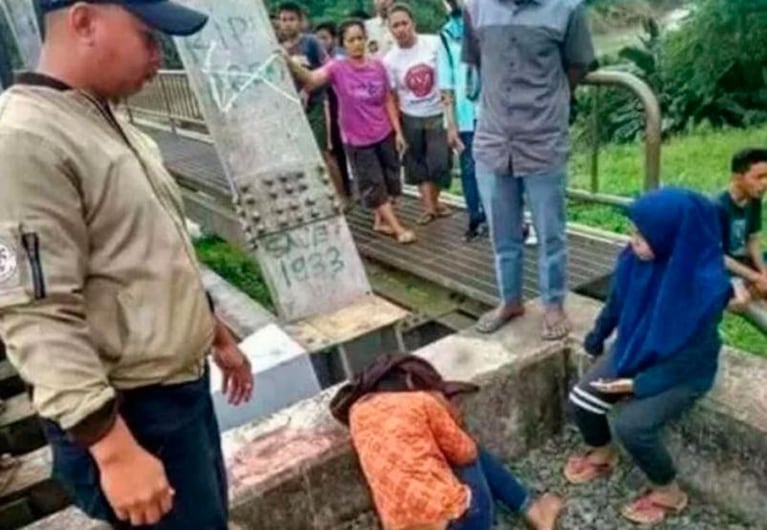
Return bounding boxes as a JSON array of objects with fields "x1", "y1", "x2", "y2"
[
  {"x1": 222, "y1": 302, "x2": 577, "y2": 529},
  {"x1": 668, "y1": 348, "x2": 767, "y2": 523},
  {"x1": 21, "y1": 294, "x2": 767, "y2": 528},
  {"x1": 569, "y1": 295, "x2": 767, "y2": 524}
]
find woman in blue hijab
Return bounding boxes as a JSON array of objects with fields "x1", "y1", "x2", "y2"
[{"x1": 562, "y1": 188, "x2": 734, "y2": 525}]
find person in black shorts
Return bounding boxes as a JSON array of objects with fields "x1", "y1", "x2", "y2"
[
  {"x1": 384, "y1": 4, "x2": 453, "y2": 225},
  {"x1": 286, "y1": 19, "x2": 416, "y2": 244}
]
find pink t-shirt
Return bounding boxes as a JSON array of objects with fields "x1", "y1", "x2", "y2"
[{"x1": 324, "y1": 58, "x2": 393, "y2": 147}]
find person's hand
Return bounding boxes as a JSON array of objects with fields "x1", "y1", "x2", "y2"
[
  {"x1": 753, "y1": 273, "x2": 767, "y2": 297},
  {"x1": 583, "y1": 331, "x2": 604, "y2": 357},
  {"x1": 213, "y1": 342, "x2": 253, "y2": 406},
  {"x1": 211, "y1": 316, "x2": 253, "y2": 405},
  {"x1": 590, "y1": 378, "x2": 633, "y2": 395},
  {"x1": 91, "y1": 418, "x2": 174, "y2": 526},
  {"x1": 446, "y1": 127, "x2": 465, "y2": 154},
  {"x1": 395, "y1": 132, "x2": 408, "y2": 157},
  {"x1": 730, "y1": 278, "x2": 752, "y2": 311}
]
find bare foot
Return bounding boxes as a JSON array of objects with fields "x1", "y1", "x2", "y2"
[
  {"x1": 476, "y1": 303, "x2": 525, "y2": 334},
  {"x1": 542, "y1": 306, "x2": 571, "y2": 341},
  {"x1": 525, "y1": 493, "x2": 564, "y2": 530}
]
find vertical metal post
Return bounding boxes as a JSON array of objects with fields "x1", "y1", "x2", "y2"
[
  {"x1": 0, "y1": 0, "x2": 41, "y2": 68},
  {"x1": 0, "y1": 31, "x2": 13, "y2": 89},
  {"x1": 158, "y1": 74, "x2": 177, "y2": 134},
  {"x1": 589, "y1": 87, "x2": 600, "y2": 194},
  {"x1": 125, "y1": 98, "x2": 135, "y2": 123}
]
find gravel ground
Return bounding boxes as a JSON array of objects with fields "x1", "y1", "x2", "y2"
[
  {"x1": 498, "y1": 427, "x2": 754, "y2": 530},
  {"x1": 335, "y1": 428, "x2": 754, "y2": 530}
]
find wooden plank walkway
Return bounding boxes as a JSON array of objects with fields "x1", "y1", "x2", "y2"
[{"x1": 148, "y1": 128, "x2": 622, "y2": 306}]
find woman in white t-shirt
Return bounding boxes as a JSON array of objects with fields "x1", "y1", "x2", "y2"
[{"x1": 384, "y1": 4, "x2": 453, "y2": 225}]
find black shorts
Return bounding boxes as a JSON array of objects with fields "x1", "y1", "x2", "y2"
[
  {"x1": 345, "y1": 134, "x2": 402, "y2": 209},
  {"x1": 401, "y1": 113, "x2": 451, "y2": 189}
]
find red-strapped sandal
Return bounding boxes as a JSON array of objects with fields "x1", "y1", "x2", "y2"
[
  {"x1": 563, "y1": 451, "x2": 618, "y2": 484},
  {"x1": 621, "y1": 490, "x2": 689, "y2": 525}
]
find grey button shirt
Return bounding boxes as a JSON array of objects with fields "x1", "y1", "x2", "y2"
[{"x1": 463, "y1": 0, "x2": 595, "y2": 176}]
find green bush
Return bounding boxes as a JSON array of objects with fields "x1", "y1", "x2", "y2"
[
  {"x1": 584, "y1": 0, "x2": 767, "y2": 143},
  {"x1": 194, "y1": 236, "x2": 274, "y2": 310}
]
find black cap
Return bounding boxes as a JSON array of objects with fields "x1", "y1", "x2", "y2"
[{"x1": 38, "y1": 0, "x2": 208, "y2": 36}]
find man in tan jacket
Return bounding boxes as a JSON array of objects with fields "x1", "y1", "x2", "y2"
[{"x1": 0, "y1": 1, "x2": 253, "y2": 528}]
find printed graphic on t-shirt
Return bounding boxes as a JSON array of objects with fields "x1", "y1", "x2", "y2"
[
  {"x1": 349, "y1": 80, "x2": 386, "y2": 101},
  {"x1": 405, "y1": 63, "x2": 435, "y2": 98},
  {"x1": 730, "y1": 218, "x2": 748, "y2": 256}
]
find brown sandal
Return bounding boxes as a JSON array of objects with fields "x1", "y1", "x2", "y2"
[
  {"x1": 417, "y1": 212, "x2": 437, "y2": 225},
  {"x1": 621, "y1": 490, "x2": 689, "y2": 525},
  {"x1": 563, "y1": 451, "x2": 618, "y2": 484}
]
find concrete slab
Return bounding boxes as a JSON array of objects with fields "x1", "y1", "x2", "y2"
[
  {"x1": 201, "y1": 267, "x2": 275, "y2": 339},
  {"x1": 211, "y1": 323, "x2": 322, "y2": 433}
]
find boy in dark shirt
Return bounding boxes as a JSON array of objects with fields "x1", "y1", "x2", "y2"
[
  {"x1": 716, "y1": 148, "x2": 767, "y2": 330},
  {"x1": 278, "y1": 2, "x2": 347, "y2": 203}
]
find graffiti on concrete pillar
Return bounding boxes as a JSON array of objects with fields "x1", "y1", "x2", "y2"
[
  {"x1": 180, "y1": 14, "x2": 294, "y2": 114},
  {"x1": 263, "y1": 221, "x2": 346, "y2": 288}
]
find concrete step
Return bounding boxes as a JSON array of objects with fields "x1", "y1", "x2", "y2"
[
  {"x1": 0, "y1": 446, "x2": 68, "y2": 529},
  {"x1": 0, "y1": 394, "x2": 45, "y2": 455},
  {"x1": 0, "y1": 361, "x2": 25, "y2": 400}
]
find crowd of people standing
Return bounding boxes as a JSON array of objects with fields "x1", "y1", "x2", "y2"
[{"x1": 282, "y1": 0, "x2": 583, "y2": 339}]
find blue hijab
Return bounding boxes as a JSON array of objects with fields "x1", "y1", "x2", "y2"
[{"x1": 612, "y1": 187, "x2": 731, "y2": 376}]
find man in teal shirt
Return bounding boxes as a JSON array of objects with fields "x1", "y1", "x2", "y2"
[{"x1": 438, "y1": 0, "x2": 486, "y2": 241}]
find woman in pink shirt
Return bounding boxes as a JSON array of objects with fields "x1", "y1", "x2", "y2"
[{"x1": 286, "y1": 19, "x2": 415, "y2": 244}]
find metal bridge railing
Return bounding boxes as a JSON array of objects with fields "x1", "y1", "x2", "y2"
[
  {"x1": 126, "y1": 69, "x2": 662, "y2": 207},
  {"x1": 574, "y1": 70, "x2": 662, "y2": 207},
  {"x1": 126, "y1": 69, "x2": 206, "y2": 133}
]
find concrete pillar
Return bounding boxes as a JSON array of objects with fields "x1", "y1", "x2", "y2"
[{"x1": 172, "y1": 0, "x2": 371, "y2": 322}]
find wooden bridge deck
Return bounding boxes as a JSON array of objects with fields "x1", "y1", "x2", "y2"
[{"x1": 148, "y1": 128, "x2": 622, "y2": 307}]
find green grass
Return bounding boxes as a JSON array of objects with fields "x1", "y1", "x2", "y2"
[
  {"x1": 568, "y1": 124, "x2": 767, "y2": 245},
  {"x1": 571, "y1": 126, "x2": 767, "y2": 354},
  {"x1": 721, "y1": 314, "x2": 767, "y2": 356},
  {"x1": 194, "y1": 236, "x2": 274, "y2": 311}
]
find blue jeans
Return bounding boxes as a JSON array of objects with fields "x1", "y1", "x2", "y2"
[
  {"x1": 477, "y1": 164, "x2": 567, "y2": 306},
  {"x1": 459, "y1": 131, "x2": 486, "y2": 228},
  {"x1": 449, "y1": 448, "x2": 531, "y2": 530},
  {"x1": 42, "y1": 369, "x2": 228, "y2": 529}
]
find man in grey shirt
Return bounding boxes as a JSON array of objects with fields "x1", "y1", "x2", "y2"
[{"x1": 463, "y1": 0, "x2": 595, "y2": 339}]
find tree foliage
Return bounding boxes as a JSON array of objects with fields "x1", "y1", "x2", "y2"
[
  {"x1": 264, "y1": 0, "x2": 447, "y2": 33},
  {"x1": 577, "y1": 0, "x2": 767, "y2": 143}
]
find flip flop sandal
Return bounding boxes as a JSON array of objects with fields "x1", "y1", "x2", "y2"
[
  {"x1": 397, "y1": 230, "x2": 416, "y2": 244},
  {"x1": 417, "y1": 212, "x2": 437, "y2": 225},
  {"x1": 621, "y1": 491, "x2": 689, "y2": 525},
  {"x1": 373, "y1": 225, "x2": 396, "y2": 236},
  {"x1": 563, "y1": 452, "x2": 618, "y2": 484},
  {"x1": 475, "y1": 309, "x2": 524, "y2": 334},
  {"x1": 542, "y1": 313, "x2": 572, "y2": 341}
]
